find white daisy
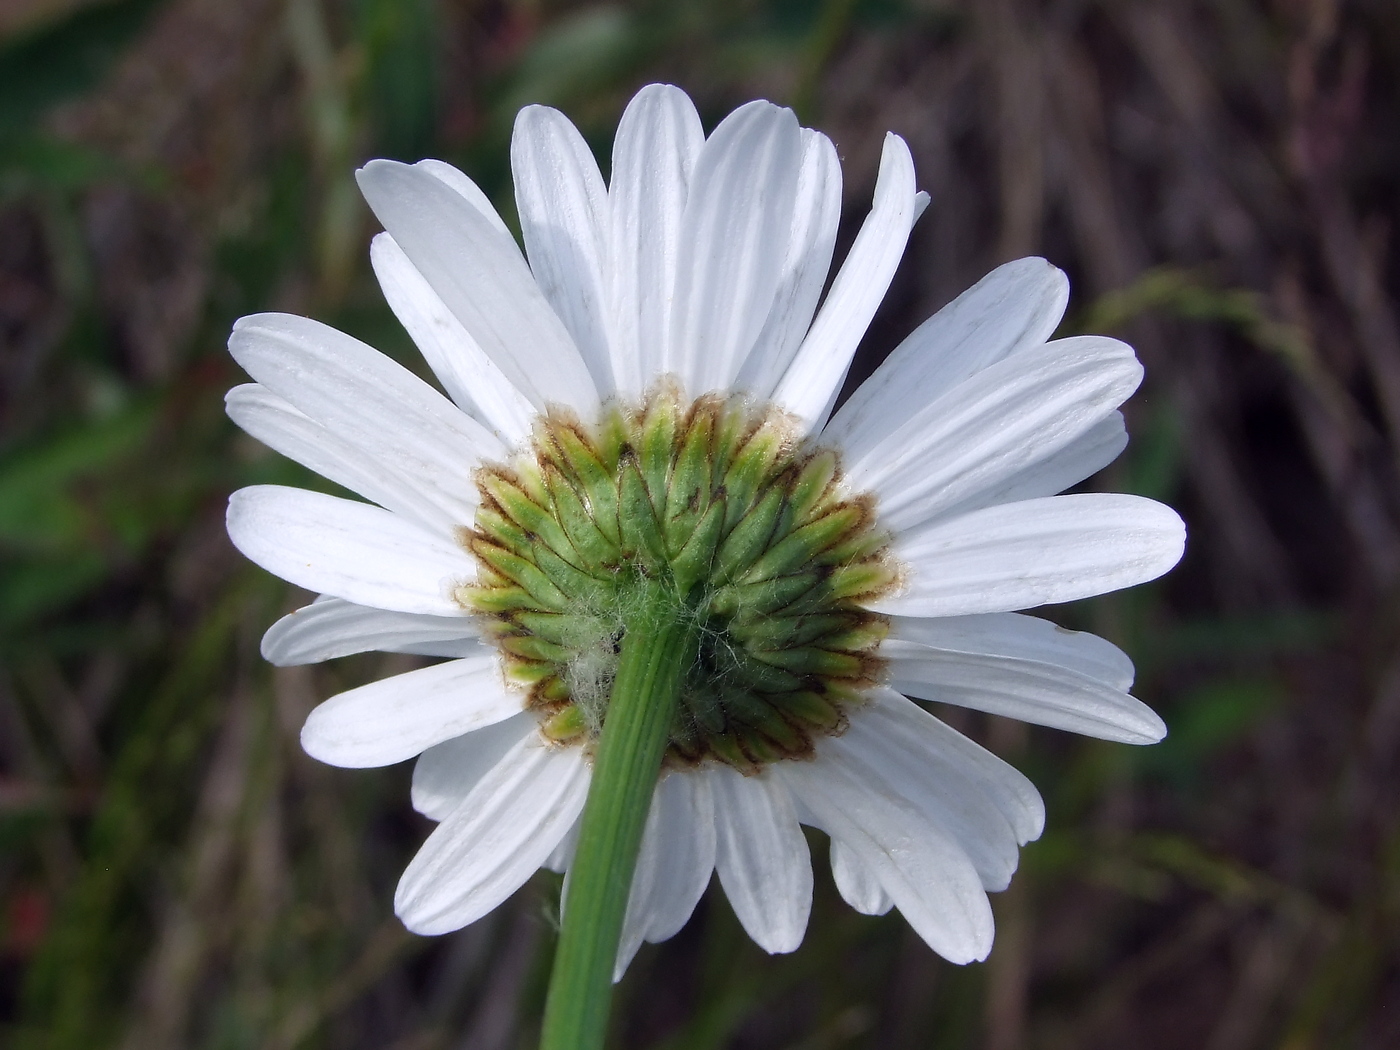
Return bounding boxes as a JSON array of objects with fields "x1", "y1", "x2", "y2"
[{"x1": 225, "y1": 83, "x2": 1184, "y2": 974}]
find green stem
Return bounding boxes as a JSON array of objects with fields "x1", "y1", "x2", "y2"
[{"x1": 539, "y1": 579, "x2": 696, "y2": 1050}]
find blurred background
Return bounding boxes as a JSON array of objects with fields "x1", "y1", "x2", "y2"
[{"x1": 1, "y1": 0, "x2": 1398, "y2": 1047}]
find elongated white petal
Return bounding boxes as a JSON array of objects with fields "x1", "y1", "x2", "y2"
[
  {"x1": 384, "y1": 640, "x2": 479, "y2": 658},
  {"x1": 936, "y1": 411, "x2": 1127, "y2": 521},
  {"x1": 643, "y1": 778, "x2": 715, "y2": 943},
  {"x1": 829, "y1": 839, "x2": 893, "y2": 916},
  {"x1": 773, "y1": 133, "x2": 918, "y2": 430},
  {"x1": 885, "y1": 641, "x2": 1165, "y2": 743},
  {"x1": 667, "y1": 100, "x2": 802, "y2": 394},
  {"x1": 608, "y1": 83, "x2": 704, "y2": 398},
  {"x1": 851, "y1": 337, "x2": 1142, "y2": 533},
  {"x1": 261, "y1": 597, "x2": 482, "y2": 666},
  {"x1": 826, "y1": 257, "x2": 1070, "y2": 452},
  {"x1": 301, "y1": 652, "x2": 523, "y2": 768},
  {"x1": 356, "y1": 159, "x2": 600, "y2": 415},
  {"x1": 370, "y1": 234, "x2": 535, "y2": 447},
  {"x1": 396, "y1": 739, "x2": 589, "y2": 935},
  {"x1": 411, "y1": 713, "x2": 534, "y2": 820},
  {"x1": 779, "y1": 755, "x2": 994, "y2": 964},
  {"x1": 888, "y1": 612, "x2": 1135, "y2": 690},
  {"x1": 543, "y1": 816, "x2": 580, "y2": 874},
  {"x1": 614, "y1": 773, "x2": 715, "y2": 980},
  {"x1": 710, "y1": 765, "x2": 812, "y2": 954},
  {"x1": 415, "y1": 158, "x2": 516, "y2": 241},
  {"x1": 229, "y1": 313, "x2": 497, "y2": 529},
  {"x1": 614, "y1": 796, "x2": 668, "y2": 976},
  {"x1": 735, "y1": 128, "x2": 843, "y2": 399},
  {"x1": 833, "y1": 698, "x2": 1027, "y2": 889},
  {"x1": 513, "y1": 105, "x2": 616, "y2": 394},
  {"x1": 875, "y1": 493, "x2": 1186, "y2": 617},
  {"x1": 227, "y1": 486, "x2": 474, "y2": 616},
  {"x1": 226, "y1": 383, "x2": 455, "y2": 536},
  {"x1": 862, "y1": 687, "x2": 1045, "y2": 843}
]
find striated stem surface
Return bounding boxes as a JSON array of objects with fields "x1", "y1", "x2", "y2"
[{"x1": 539, "y1": 577, "x2": 697, "y2": 1050}]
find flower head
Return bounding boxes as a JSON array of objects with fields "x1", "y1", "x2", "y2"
[{"x1": 226, "y1": 84, "x2": 1184, "y2": 971}]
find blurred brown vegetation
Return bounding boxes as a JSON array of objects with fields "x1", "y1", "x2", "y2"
[{"x1": 1, "y1": 0, "x2": 1398, "y2": 1047}]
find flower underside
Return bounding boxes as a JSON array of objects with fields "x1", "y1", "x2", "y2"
[{"x1": 460, "y1": 384, "x2": 898, "y2": 773}]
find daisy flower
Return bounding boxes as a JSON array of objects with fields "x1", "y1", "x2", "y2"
[{"x1": 225, "y1": 83, "x2": 1183, "y2": 982}]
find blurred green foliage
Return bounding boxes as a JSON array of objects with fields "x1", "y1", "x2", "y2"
[{"x1": 0, "y1": 0, "x2": 161, "y2": 138}]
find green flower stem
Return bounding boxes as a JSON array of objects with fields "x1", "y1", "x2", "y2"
[{"x1": 539, "y1": 578, "x2": 698, "y2": 1050}]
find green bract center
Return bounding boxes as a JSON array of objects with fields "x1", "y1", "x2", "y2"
[{"x1": 458, "y1": 386, "x2": 897, "y2": 773}]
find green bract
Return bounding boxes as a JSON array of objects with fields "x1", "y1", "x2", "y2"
[{"x1": 459, "y1": 386, "x2": 897, "y2": 772}]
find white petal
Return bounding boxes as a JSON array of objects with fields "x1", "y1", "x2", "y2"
[
  {"x1": 355, "y1": 159, "x2": 600, "y2": 416},
  {"x1": 640, "y1": 776, "x2": 715, "y2": 945},
  {"x1": 735, "y1": 128, "x2": 843, "y2": 400},
  {"x1": 301, "y1": 652, "x2": 523, "y2": 768},
  {"x1": 831, "y1": 701, "x2": 1024, "y2": 890},
  {"x1": 261, "y1": 596, "x2": 482, "y2": 666},
  {"x1": 829, "y1": 839, "x2": 892, "y2": 916},
  {"x1": 937, "y1": 411, "x2": 1127, "y2": 520},
  {"x1": 411, "y1": 713, "x2": 535, "y2": 820},
  {"x1": 226, "y1": 485, "x2": 474, "y2": 616},
  {"x1": 862, "y1": 687, "x2": 1044, "y2": 843},
  {"x1": 414, "y1": 158, "x2": 516, "y2": 241},
  {"x1": 228, "y1": 313, "x2": 497, "y2": 530},
  {"x1": 888, "y1": 612, "x2": 1135, "y2": 690},
  {"x1": 395, "y1": 739, "x2": 589, "y2": 935},
  {"x1": 614, "y1": 771, "x2": 715, "y2": 980},
  {"x1": 512, "y1": 105, "x2": 617, "y2": 394},
  {"x1": 850, "y1": 336, "x2": 1142, "y2": 533},
  {"x1": 710, "y1": 764, "x2": 812, "y2": 954},
  {"x1": 772, "y1": 133, "x2": 919, "y2": 430},
  {"x1": 387, "y1": 640, "x2": 482, "y2": 658},
  {"x1": 667, "y1": 100, "x2": 802, "y2": 394},
  {"x1": 885, "y1": 640, "x2": 1165, "y2": 743},
  {"x1": 614, "y1": 815, "x2": 665, "y2": 976},
  {"x1": 608, "y1": 84, "x2": 704, "y2": 398},
  {"x1": 543, "y1": 816, "x2": 580, "y2": 874},
  {"x1": 779, "y1": 754, "x2": 994, "y2": 964},
  {"x1": 225, "y1": 383, "x2": 455, "y2": 536},
  {"x1": 825, "y1": 257, "x2": 1070, "y2": 453},
  {"x1": 370, "y1": 234, "x2": 535, "y2": 447},
  {"x1": 876, "y1": 493, "x2": 1187, "y2": 617}
]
